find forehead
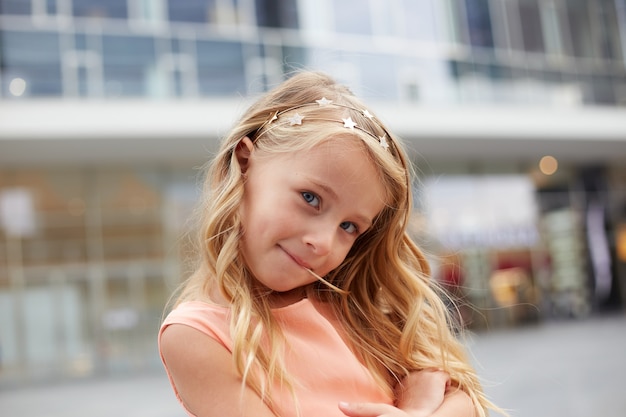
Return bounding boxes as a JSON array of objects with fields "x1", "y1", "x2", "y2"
[
  {"x1": 264, "y1": 137, "x2": 389, "y2": 210},
  {"x1": 265, "y1": 136, "x2": 376, "y2": 172}
]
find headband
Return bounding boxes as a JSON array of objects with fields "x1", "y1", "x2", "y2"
[{"x1": 255, "y1": 97, "x2": 392, "y2": 151}]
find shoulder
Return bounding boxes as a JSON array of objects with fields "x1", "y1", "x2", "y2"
[
  {"x1": 160, "y1": 323, "x2": 276, "y2": 417},
  {"x1": 160, "y1": 301, "x2": 232, "y2": 350},
  {"x1": 160, "y1": 323, "x2": 220, "y2": 368},
  {"x1": 160, "y1": 323, "x2": 226, "y2": 376}
]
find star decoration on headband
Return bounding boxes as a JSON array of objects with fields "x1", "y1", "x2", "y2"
[
  {"x1": 379, "y1": 135, "x2": 389, "y2": 150},
  {"x1": 316, "y1": 97, "x2": 333, "y2": 106},
  {"x1": 342, "y1": 117, "x2": 357, "y2": 130},
  {"x1": 288, "y1": 113, "x2": 304, "y2": 126},
  {"x1": 257, "y1": 98, "x2": 393, "y2": 153}
]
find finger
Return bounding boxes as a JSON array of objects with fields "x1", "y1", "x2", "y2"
[{"x1": 338, "y1": 401, "x2": 399, "y2": 417}]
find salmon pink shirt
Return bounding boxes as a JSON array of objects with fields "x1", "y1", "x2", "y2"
[{"x1": 159, "y1": 298, "x2": 393, "y2": 417}]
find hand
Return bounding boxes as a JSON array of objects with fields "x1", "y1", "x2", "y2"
[
  {"x1": 339, "y1": 401, "x2": 416, "y2": 417},
  {"x1": 395, "y1": 369, "x2": 450, "y2": 417},
  {"x1": 338, "y1": 369, "x2": 452, "y2": 417}
]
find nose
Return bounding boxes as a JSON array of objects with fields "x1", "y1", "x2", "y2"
[{"x1": 303, "y1": 223, "x2": 335, "y2": 256}]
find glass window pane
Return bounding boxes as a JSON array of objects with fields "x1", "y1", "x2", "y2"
[
  {"x1": 196, "y1": 40, "x2": 246, "y2": 95},
  {"x1": 255, "y1": 0, "x2": 298, "y2": 28},
  {"x1": 1, "y1": 30, "x2": 62, "y2": 96},
  {"x1": 75, "y1": 33, "x2": 88, "y2": 50},
  {"x1": 281, "y1": 45, "x2": 306, "y2": 72},
  {"x1": 168, "y1": 0, "x2": 215, "y2": 23},
  {"x1": 333, "y1": 0, "x2": 372, "y2": 35},
  {"x1": 357, "y1": 53, "x2": 398, "y2": 100},
  {"x1": 0, "y1": 0, "x2": 31, "y2": 14},
  {"x1": 519, "y1": 0, "x2": 544, "y2": 52},
  {"x1": 446, "y1": 0, "x2": 470, "y2": 44},
  {"x1": 564, "y1": 0, "x2": 593, "y2": 58},
  {"x1": 596, "y1": 0, "x2": 624, "y2": 61},
  {"x1": 102, "y1": 35, "x2": 156, "y2": 97},
  {"x1": 465, "y1": 0, "x2": 494, "y2": 48},
  {"x1": 46, "y1": 0, "x2": 57, "y2": 15},
  {"x1": 403, "y1": 0, "x2": 443, "y2": 42},
  {"x1": 73, "y1": 0, "x2": 127, "y2": 19},
  {"x1": 1, "y1": 31, "x2": 60, "y2": 64}
]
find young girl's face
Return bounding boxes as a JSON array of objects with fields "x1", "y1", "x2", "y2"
[{"x1": 236, "y1": 136, "x2": 387, "y2": 296}]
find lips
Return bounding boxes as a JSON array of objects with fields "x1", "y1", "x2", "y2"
[{"x1": 280, "y1": 245, "x2": 312, "y2": 270}]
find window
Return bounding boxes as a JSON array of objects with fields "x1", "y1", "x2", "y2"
[
  {"x1": 402, "y1": 0, "x2": 444, "y2": 42},
  {"x1": 0, "y1": 0, "x2": 31, "y2": 14},
  {"x1": 44, "y1": 0, "x2": 58, "y2": 15},
  {"x1": 564, "y1": 0, "x2": 593, "y2": 58},
  {"x1": 595, "y1": 0, "x2": 624, "y2": 61},
  {"x1": 558, "y1": 0, "x2": 621, "y2": 60},
  {"x1": 446, "y1": 0, "x2": 495, "y2": 48},
  {"x1": 196, "y1": 40, "x2": 246, "y2": 95},
  {"x1": 518, "y1": 0, "x2": 544, "y2": 52},
  {"x1": 168, "y1": 0, "x2": 215, "y2": 24},
  {"x1": 102, "y1": 35, "x2": 156, "y2": 97},
  {"x1": 464, "y1": 0, "x2": 494, "y2": 48},
  {"x1": 73, "y1": 0, "x2": 127, "y2": 19},
  {"x1": 333, "y1": 0, "x2": 372, "y2": 35},
  {"x1": 1, "y1": 30, "x2": 62, "y2": 96},
  {"x1": 255, "y1": 0, "x2": 298, "y2": 28}
]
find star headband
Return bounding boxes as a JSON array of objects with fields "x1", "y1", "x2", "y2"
[{"x1": 255, "y1": 97, "x2": 392, "y2": 151}]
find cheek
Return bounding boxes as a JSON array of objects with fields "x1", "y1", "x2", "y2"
[
  {"x1": 326, "y1": 241, "x2": 354, "y2": 272},
  {"x1": 249, "y1": 200, "x2": 300, "y2": 240}
]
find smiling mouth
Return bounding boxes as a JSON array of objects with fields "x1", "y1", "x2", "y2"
[{"x1": 280, "y1": 246, "x2": 312, "y2": 270}]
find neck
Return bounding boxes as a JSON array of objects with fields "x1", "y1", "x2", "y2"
[{"x1": 268, "y1": 287, "x2": 308, "y2": 308}]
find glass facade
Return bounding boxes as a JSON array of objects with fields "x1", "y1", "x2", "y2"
[
  {"x1": 0, "y1": 0, "x2": 624, "y2": 104},
  {"x1": 0, "y1": 168, "x2": 198, "y2": 383}
]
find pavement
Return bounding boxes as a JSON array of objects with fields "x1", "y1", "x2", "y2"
[
  {"x1": 466, "y1": 312, "x2": 626, "y2": 417},
  {"x1": 1, "y1": 312, "x2": 625, "y2": 417}
]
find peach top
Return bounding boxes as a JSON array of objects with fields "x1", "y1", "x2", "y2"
[{"x1": 159, "y1": 298, "x2": 392, "y2": 417}]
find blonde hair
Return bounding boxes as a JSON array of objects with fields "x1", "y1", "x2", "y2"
[{"x1": 173, "y1": 71, "x2": 498, "y2": 416}]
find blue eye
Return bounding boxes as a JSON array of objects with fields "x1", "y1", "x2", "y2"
[
  {"x1": 340, "y1": 221, "x2": 358, "y2": 234},
  {"x1": 302, "y1": 191, "x2": 320, "y2": 207}
]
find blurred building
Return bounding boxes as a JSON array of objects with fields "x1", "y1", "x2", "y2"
[{"x1": 1, "y1": 0, "x2": 625, "y2": 384}]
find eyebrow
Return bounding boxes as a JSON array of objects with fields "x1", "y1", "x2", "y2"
[{"x1": 305, "y1": 177, "x2": 374, "y2": 228}]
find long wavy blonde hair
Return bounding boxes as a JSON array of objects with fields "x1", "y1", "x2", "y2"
[{"x1": 173, "y1": 71, "x2": 498, "y2": 416}]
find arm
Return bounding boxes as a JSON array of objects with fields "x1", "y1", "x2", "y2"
[
  {"x1": 430, "y1": 389, "x2": 475, "y2": 417},
  {"x1": 395, "y1": 369, "x2": 450, "y2": 416},
  {"x1": 396, "y1": 369, "x2": 476, "y2": 417},
  {"x1": 160, "y1": 324, "x2": 277, "y2": 417},
  {"x1": 339, "y1": 369, "x2": 475, "y2": 417}
]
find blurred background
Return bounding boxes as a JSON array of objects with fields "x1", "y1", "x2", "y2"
[{"x1": 0, "y1": 0, "x2": 625, "y2": 416}]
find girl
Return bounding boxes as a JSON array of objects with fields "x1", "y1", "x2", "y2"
[{"x1": 159, "y1": 72, "x2": 500, "y2": 417}]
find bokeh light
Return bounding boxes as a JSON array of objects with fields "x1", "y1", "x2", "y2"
[
  {"x1": 9, "y1": 77, "x2": 27, "y2": 96},
  {"x1": 539, "y1": 155, "x2": 558, "y2": 175}
]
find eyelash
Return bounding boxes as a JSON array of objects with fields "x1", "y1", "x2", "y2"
[
  {"x1": 340, "y1": 221, "x2": 358, "y2": 234},
  {"x1": 300, "y1": 191, "x2": 359, "y2": 235},
  {"x1": 301, "y1": 191, "x2": 320, "y2": 207}
]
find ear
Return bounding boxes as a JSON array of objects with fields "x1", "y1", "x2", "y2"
[{"x1": 235, "y1": 137, "x2": 254, "y2": 174}]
